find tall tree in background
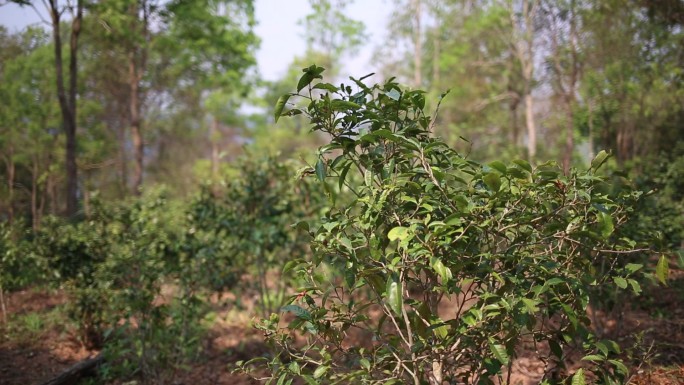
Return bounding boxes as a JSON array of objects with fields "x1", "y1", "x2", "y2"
[
  {"x1": 505, "y1": 0, "x2": 540, "y2": 162},
  {"x1": 126, "y1": 0, "x2": 148, "y2": 194},
  {"x1": 162, "y1": 0, "x2": 258, "y2": 188},
  {"x1": 10, "y1": 0, "x2": 83, "y2": 215},
  {"x1": 542, "y1": 0, "x2": 583, "y2": 174},
  {"x1": 93, "y1": 0, "x2": 259, "y2": 194},
  {"x1": 0, "y1": 27, "x2": 63, "y2": 226},
  {"x1": 412, "y1": 0, "x2": 422, "y2": 87}
]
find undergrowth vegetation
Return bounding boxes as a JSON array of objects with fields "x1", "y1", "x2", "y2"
[{"x1": 0, "y1": 156, "x2": 324, "y2": 383}]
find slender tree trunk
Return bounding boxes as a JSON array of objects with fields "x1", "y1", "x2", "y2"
[
  {"x1": 524, "y1": 92, "x2": 536, "y2": 161},
  {"x1": 83, "y1": 175, "x2": 91, "y2": 218},
  {"x1": 128, "y1": 1, "x2": 149, "y2": 195},
  {"x1": 563, "y1": 105, "x2": 574, "y2": 174},
  {"x1": 38, "y1": 175, "x2": 45, "y2": 229},
  {"x1": 506, "y1": 51, "x2": 520, "y2": 148},
  {"x1": 32, "y1": 158, "x2": 39, "y2": 231},
  {"x1": 562, "y1": 0, "x2": 579, "y2": 175},
  {"x1": 48, "y1": 0, "x2": 82, "y2": 217},
  {"x1": 432, "y1": 28, "x2": 440, "y2": 86},
  {"x1": 210, "y1": 116, "x2": 220, "y2": 195},
  {"x1": 509, "y1": 0, "x2": 539, "y2": 162},
  {"x1": 47, "y1": 162, "x2": 58, "y2": 216},
  {"x1": 0, "y1": 286, "x2": 6, "y2": 324},
  {"x1": 509, "y1": 97, "x2": 519, "y2": 147},
  {"x1": 6, "y1": 147, "x2": 15, "y2": 225},
  {"x1": 412, "y1": 0, "x2": 422, "y2": 88},
  {"x1": 129, "y1": 52, "x2": 144, "y2": 195},
  {"x1": 588, "y1": 101, "x2": 595, "y2": 160},
  {"x1": 117, "y1": 124, "x2": 128, "y2": 195}
]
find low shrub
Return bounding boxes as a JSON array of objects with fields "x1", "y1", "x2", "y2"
[{"x1": 247, "y1": 66, "x2": 667, "y2": 385}]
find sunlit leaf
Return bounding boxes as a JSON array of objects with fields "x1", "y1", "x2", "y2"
[
  {"x1": 598, "y1": 211, "x2": 614, "y2": 238},
  {"x1": 613, "y1": 277, "x2": 627, "y2": 289},
  {"x1": 572, "y1": 368, "x2": 586, "y2": 385},
  {"x1": 488, "y1": 339, "x2": 510, "y2": 365},
  {"x1": 386, "y1": 274, "x2": 403, "y2": 315},
  {"x1": 313, "y1": 365, "x2": 329, "y2": 379},
  {"x1": 274, "y1": 94, "x2": 291, "y2": 123},
  {"x1": 591, "y1": 150, "x2": 610, "y2": 170},
  {"x1": 430, "y1": 257, "x2": 452, "y2": 282},
  {"x1": 386, "y1": 89, "x2": 401, "y2": 100},
  {"x1": 388, "y1": 227, "x2": 410, "y2": 241},
  {"x1": 656, "y1": 255, "x2": 669, "y2": 285}
]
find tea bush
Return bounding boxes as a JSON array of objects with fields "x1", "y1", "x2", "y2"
[
  {"x1": 186, "y1": 154, "x2": 324, "y2": 316},
  {"x1": 33, "y1": 189, "x2": 202, "y2": 382},
  {"x1": 249, "y1": 67, "x2": 667, "y2": 385}
]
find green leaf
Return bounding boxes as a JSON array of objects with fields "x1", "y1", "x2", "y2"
[
  {"x1": 313, "y1": 83, "x2": 339, "y2": 93},
  {"x1": 488, "y1": 339, "x2": 510, "y2": 365},
  {"x1": 315, "y1": 159, "x2": 326, "y2": 182},
  {"x1": 301, "y1": 375, "x2": 319, "y2": 385},
  {"x1": 338, "y1": 162, "x2": 353, "y2": 190},
  {"x1": 313, "y1": 365, "x2": 329, "y2": 379},
  {"x1": 549, "y1": 340, "x2": 563, "y2": 359},
  {"x1": 330, "y1": 99, "x2": 361, "y2": 111},
  {"x1": 513, "y1": 159, "x2": 532, "y2": 172},
  {"x1": 488, "y1": 161, "x2": 507, "y2": 174},
  {"x1": 281, "y1": 305, "x2": 312, "y2": 321},
  {"x1": 608, "y1": 359, "x2": 629, "y2": 376},
  {"x1": 277, "y1": 372, "x2": 288, "y2": 385},
  {"x1": 429, "y1": 317, "x2": 449, "y2": 339},
  {"x1": 625, "y1": 263, "x2": 643, "y2": 274},
  {"x1": 289, "y1": 361, "x2": 301, "y2": 375},
  {"x1": 581, "y1": 354, "x2": 605, "y2": 362},
  {"x1": 359, "y1": 358, "x2": 371, "y2": 370},
  {"x1": 339, "y1": 236, "x2": 352, "y2": 251},
  {"x1": 613, "y1": 277, "x2": 628, "y2": 289},
  {"x1": 364, "y1": 170, "x2": 372, "y2": 187},
  {"x1": 386, "y1": 89, "x2": 401, "y2": 100},
  {"x1": 274, "y1": 94, "x2": 292, "y2": 123},
  {"x1": 293, "y1": 221, "x2": 310, "y2": 233},
  {"x1": 483, "y1": 173, "x2": 501, "y2": 192},
  {"x1": 430, "y1": 257, "x2": 452, "y2": 282},
  {"x1": 388, "y1": 227, "x2": 410, "y2": 241},
  {"x1": 386, "y1": 274, "x2": 403, "y2": 315},
  {"x1": 656, "y1": 255, "x2": 669, "y2": 285},
  {"x1": 591, "y1": 150, "x2": 610, "y2": 170},
  {"x1": 521, "y1": 298, "x2": 539, "y2": 314},
  {"x1": 297, "y1": 68, "x2": 320, "y2": 92},
  {"x1": 571, "y1": 368, "x2": 586, "y2": 385},
  {"x1": 598, "y1": 211, "x2": 614, "y2": 238}
]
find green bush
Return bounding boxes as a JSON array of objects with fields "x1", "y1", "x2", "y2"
[
  {"x1": 186, "y1": 154, "x2": 324, "y2": 317},
  {"x1": 248, "y1": 66, "x2": 666, "y2": 385},
  {"x1": 33, "y1": 190, "x2": 205, "y2": 382},
  {"x1": 1, "y1": 220, "x2": 50, "y2": 292}
]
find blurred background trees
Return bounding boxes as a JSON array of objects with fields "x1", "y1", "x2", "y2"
[{"x1": 0, "y1": 0, "x2": 682, "y2": 246}]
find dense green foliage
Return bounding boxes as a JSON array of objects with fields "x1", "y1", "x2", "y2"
[
  {"x1": 248, "y1": 67, "x2": 666, "y2": 385},
  {"x1": 0, "y1": 155, "x2": 324, "y2": 382}
]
